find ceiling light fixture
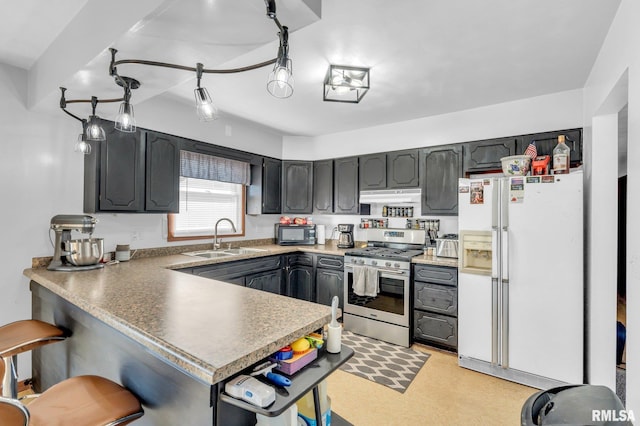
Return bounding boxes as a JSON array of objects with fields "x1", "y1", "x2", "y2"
[
  {"x1": 59, "y1": 87, "x2": 124, "y2": 153},
  {"x1": 323, "y1": 65, "x2": 370, "y2": 103},
  {"x1": 194, "y1": 63, "x2": 218, "y2": 121},
  {"x1": 114, "y1": 76, "x2": 139, "y2": 132},
  {"x1": 58, "y1": 0, "x2": 293, "y2": 142}
]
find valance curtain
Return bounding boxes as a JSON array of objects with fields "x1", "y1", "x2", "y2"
[{"x1": 180, "y1": 150, "x2": 250, "y2": 185}]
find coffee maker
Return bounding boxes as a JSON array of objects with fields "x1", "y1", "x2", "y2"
[
  {"x1": 337, "y1": 224, "x2": 354, "y2": 249},
  {"x1": 48, "y1": 214, "x2": 104, "y2": 271}
]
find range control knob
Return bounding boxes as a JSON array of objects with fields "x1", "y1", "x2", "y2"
[
  {"x1": 385, "y1": 262, "x2": 392, "y2": 267},
  {"x1": 394, "y1": 263, "x2": 401, "y2": 268},
  {"x1": 371, "y1": 260, "x2": 377, "y2": 266},
  {"x1": 358, "y1": 259, "x2": 365, "y2": 265}
]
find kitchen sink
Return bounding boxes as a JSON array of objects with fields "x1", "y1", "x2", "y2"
[
  {"x1": 222, "y1": 247, "x2": 267, "y2": 255},
  {"x1": 182, "y1": 247, "x2": 267, "y2": 259},
  {"x1": 182, "y1": 250, "x2": 234, "y2": 259}
]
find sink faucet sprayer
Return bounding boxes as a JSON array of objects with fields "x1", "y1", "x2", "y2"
[{"x1": 214, "y1": 218, "x2": 237, "y2": 250}]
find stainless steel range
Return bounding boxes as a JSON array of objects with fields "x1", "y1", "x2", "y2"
[{"x1": 343, "y1": 228, "x2": 426, "y2": 347}]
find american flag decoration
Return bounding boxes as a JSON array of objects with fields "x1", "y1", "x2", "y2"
[{"x1": 524, "y1": 140, "x2": 537, "y2": 160}]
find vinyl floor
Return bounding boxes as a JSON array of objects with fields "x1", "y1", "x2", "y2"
[{"x1": 327, "y1": 343, "x2": 537, "y2": 426}]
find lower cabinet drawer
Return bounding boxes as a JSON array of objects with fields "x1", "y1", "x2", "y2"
[
  {"x1": 414, "y1": 282, "x2": 457, "y2": 316},
  {"x1": 413, "y1": 311, "x2": 457, "y2": 349}
]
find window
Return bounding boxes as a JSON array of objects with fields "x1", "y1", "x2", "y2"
[{"x1": 168, "y1": 151, "x2": 249, "y2": 241}]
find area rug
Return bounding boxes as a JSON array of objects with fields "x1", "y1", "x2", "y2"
[{"x1": 339, "y1": 330, "x2": 430, "y2": 393}]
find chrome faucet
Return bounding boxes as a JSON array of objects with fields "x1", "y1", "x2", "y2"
[{"x1": 214, "y1": 218, "x2": 237, "y2": 250}]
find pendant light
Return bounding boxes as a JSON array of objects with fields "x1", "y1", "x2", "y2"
[
  {"x1": 74, "y1": 131, "x2": 91, "y2": 155},
  {"x1": 267, "y1": 26, "x2": 294, "y2": 99},
  {"x1": 114, "y1": 77, "x2": 139, "y2": 132},
  {"x1": 194, "y1": 63, "x2": 218, "y2": 121},
  {"x1": 85, "y1": 97, "x2": 106, "y2": 141}
]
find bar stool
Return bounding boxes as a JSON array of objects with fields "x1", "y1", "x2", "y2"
[
  {"x1": 0, "y1": 320, "x2": 66, "y2": 398},
  {"x1": 0, "y1": 361, "x2": 144, "y2": 425}
]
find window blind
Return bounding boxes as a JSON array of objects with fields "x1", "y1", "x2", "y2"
[
  {"x1": 172, "y1": 177, "x2": 243, "y2": 238},
  {"x1": 180, "y1": 150, "x2": 250, "y2": 186}
]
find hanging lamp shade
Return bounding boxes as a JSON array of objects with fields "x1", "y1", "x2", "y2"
[
  {"x1": 267, "y1": 56, "x2": 294, "y2": 99},
  {"x1": 74, "y1": 133, "x2": 91, "y2": 155},
  {"x1": 85, "y1": 115, "x2": 106, "y2": 141},
  {"x1": 115, "y1": 101, "x2": 136, "y2": 132},
  {"x1": 194, "y1": 87, "x2": 219, "y2": 121}
]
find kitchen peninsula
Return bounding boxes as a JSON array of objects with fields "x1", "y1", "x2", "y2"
[{"x1": 23, "y1": 250, "x2": 338, "y2": 425}]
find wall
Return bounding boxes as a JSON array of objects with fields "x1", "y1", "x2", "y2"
[
  {"x1": 282, "y1": 89, "x2": 584, "y2": 160},
  {"x1": 582, "y1": 0, "x2": 639, "y2": 413}
]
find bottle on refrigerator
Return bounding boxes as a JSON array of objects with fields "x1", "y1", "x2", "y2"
[{"x1": 552, "y1": 135, "x2": 570, "y2": 174}]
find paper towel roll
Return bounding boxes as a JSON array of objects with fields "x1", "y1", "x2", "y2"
[
  {"x1": 326, "y1": 324, "x2": 341, "y2": 354},
  {"x1": 317, "y1": 224, "x2": 326, "y2": 245}
]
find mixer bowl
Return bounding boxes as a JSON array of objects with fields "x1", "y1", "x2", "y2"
[{"x1": 65, "y1": 238, "x2": 104, "y2": 266}]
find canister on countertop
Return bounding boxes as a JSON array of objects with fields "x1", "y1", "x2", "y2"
[{"x1": 115, "y1": 244, "x2": 131, "y2": 262}]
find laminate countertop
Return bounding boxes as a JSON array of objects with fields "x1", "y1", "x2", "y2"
[{"x1": 23, "y1": 244, "x2": 350, "y2": 386}]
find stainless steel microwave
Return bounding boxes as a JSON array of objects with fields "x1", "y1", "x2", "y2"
[{"x1": 275, "y1": 224, "x2": 316, "y2": 245}]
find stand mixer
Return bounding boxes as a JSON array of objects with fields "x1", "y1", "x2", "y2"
[{"x1": 48, "y1": 214, "x2": 104, "y2": 271}]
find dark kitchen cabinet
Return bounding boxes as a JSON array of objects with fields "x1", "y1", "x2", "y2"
[
  {"x1": 313, "y1": 159, "x2": 334, "y2": 214},
  {"x1": 262, "y1": 158, "x2": 282, "y2": 214},
  {"x1": 187, "y1": 256, "x2": 283, "y2": 292},
  {"x1": 419, "y1": 145, "x2": 463, "y2": 216},
  {"x1": 334, "y1": 156, "x2": 359, "y2": 214},
  {"x1": 315, "y1": 255, "x2": 344, "y2": 311},
  {"x1": 84, "y1": 121, "x2": 179, "y2": 213},
  {"x1": 462, "y1": 136, "x2": 520, "y2": 175},
  {"x1": 413, "y1": 264, "x2": 458, "y2": 350},
  {"x1": 282, "y1": 161, "x2": 313, "y2": 214},
  {"x1": 245, "y1": 269, "x2": 283, "y2": 294},
  {"x1": 145, "y1": 131, "x2": 180, "y2": 212},
  {"x1": 387, "y1": 149, "x2": 419, "y2": 188},
  {"x1": 517, "y1": 128, "x2": 582, "y2": 167},
  {"x1": 359, "y1": 153, "x2": 386, "y2": 190},
  {"x1": 285, "y1": 254, "x2": 314, "y2": 301},
  {"x1": 84, "y1": 120, "x2": 145, "y2": 213}
]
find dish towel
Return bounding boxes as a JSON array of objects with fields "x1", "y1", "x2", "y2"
[
  {"x1": 352, "y1": 265, "x2": 367, "y2": 296},
  {"x1": 364, "y1": 266, "x2": 379, "y2": 297},
  {"x1": 352, "y1": 265, "x2": 380, "y2": 297}
]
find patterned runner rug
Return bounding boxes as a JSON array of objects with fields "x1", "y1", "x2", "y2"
[{"x1": 339, "y1": 330, "x2": 430, "y2": 393}]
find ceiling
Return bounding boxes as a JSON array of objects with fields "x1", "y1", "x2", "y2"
[{"x1": 0, "y1": 0, "x2": 621, "y2": 137}]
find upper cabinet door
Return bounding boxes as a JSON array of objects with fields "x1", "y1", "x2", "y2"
[
  {"x1": 359, "y1": 153, "x2": 387, "y2": 190},
  {"x1": 313, "y1": 159, "x2": 334, "y2": 214},
  {"x1": 517, "y1": 128, "x2": 582, "y2": 166},
  {"x1": 387, "y1": 149, "x2": 419, "y2": 188},
  {"x1": 145, "y1": 131, "x2": 180, "y2": 213},
  {"x1": 420, "y1": 145, "x2": 462, "y2": 216},
  {"x1": 262, "y1": 158, "x2": 282, "y2": 214},
  {"x1": 334, "y1": 156, "x2": 359, "y2": 214},
  {"x1": 98, "y1": 121, "x2": 145, "y2": 211},
  {"x1": 282, "y1": 161, "x2": 313, "y2": 214},
  {"x1": 463, "y1": 137, "x2": 519, "y2": 175}
]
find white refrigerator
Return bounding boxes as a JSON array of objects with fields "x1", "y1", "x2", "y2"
[{"x1": 457, "y1": 171, "x2": 583, "y2": 389}]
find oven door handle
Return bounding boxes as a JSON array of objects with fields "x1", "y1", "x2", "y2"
[
  {"x1": 344, "y1": 266, "x2": 408, "y2": 276},
  {"x1": 377, "y1": 269, "x2": 406, "y2": 275}
]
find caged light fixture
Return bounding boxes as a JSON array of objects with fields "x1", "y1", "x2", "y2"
[
  {"x1": 59, "y1": 0, "x2": 293, "y2": 152},
  {"x1": 323, "y1": 65, "x2": 370, "y2": 103}
]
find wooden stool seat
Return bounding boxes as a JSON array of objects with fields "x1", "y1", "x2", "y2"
[
  {"x1": 0, "y1": 374, "x2": 143, "y2": 426},
  {"x1": 1, "y1": 320, "x2": 66, "y2": 398},
  {"x1": 0, "y1": 320, "x2": 66, "y2": 358}
]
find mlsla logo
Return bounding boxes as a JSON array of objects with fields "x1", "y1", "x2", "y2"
[{"x1": 592, "y1": 409, "x2": 635, "y2": 422}]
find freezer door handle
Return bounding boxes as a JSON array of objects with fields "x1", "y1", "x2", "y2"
[
  {"x1": 491, "y1": 277, "x2": 499, "y2": 366},
  {"x1": 491, "y1": 228, "x2": 499, "y2": 279},
  {"x1": 501, "y1": 229, "x2": 509, "y2": 283}
]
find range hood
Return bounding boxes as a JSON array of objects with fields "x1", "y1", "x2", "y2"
[{"x1": 359, "y1": 188, "x2": 422, "y2": 203}]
